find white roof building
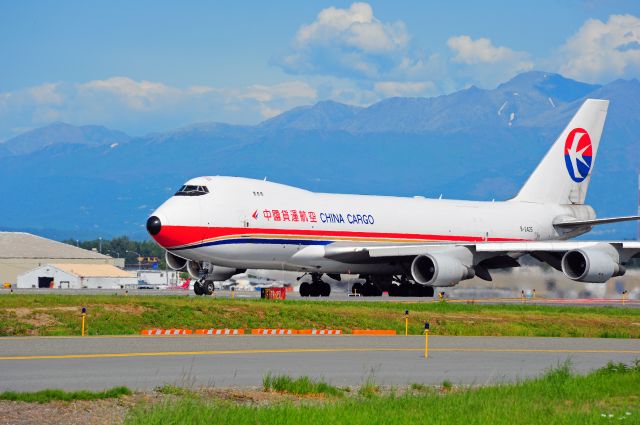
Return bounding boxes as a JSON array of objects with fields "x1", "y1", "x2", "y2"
[
  {"x1": 0, "y1": 232, "x2": 124, "y2": 286},
  {"x1": 17, "y1": 263, "x2": 137, "y2": 289}
]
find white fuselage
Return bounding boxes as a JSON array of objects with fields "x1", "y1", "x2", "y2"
[{"x1": 148, "y1": 176, "x2": 595, "y2": 274}]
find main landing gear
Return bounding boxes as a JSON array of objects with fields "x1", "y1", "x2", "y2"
[
  {"x1": 299, "y1": 273, "x2": 331, "y2": 297},
  {"x1": 387, "y1": 276, "x2": 434, "y2": 297},
  {"x1": 194, "y1": 279, "x2": 215, "y2": 296},
  {"x1": 351, "y1": 277, "x2": 383, "y2": 297}
]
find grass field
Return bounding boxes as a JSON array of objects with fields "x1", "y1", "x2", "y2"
[
  {"x1": 124, "y1": 362, "x2": 640, "y2": 425},
  {"x1": 1, "y1": 294, "x2": 639, "y2": 338},
  {"x1": 0, "y1": 386, "x2": 131, "y2": 403}
]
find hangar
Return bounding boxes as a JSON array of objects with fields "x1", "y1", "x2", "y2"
[
  {"x1": 17, "y1": 263, "x2": 137, "y2": 289},
  {"x1": 0, "y1": 232, "x2": 124, "y2": 287}
]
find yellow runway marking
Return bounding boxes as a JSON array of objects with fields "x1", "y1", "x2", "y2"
[{"x1": 0, "y1": 347, "x2": 639, "y2": 361}]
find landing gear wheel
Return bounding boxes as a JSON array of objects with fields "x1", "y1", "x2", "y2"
[
  {"x1": 360, "y1": 283, "x2": 381, "y2": 297},
  {"x1": 194, "y1": 281, "x2": 205, "y2": 296},
  {"x1": 299, "y1": 281, "x2": 310, "y2": 297},
  {"x1": 320, "y1": 282, "x2": 331, "y2": 297},
  {"x1": 309, "y1": 282, "x2": 321, "y2": 297},
  {"x1": 399, "y1": 282, "x2": 412, "y2": 297},
  {"x1": 388, "y1": 284, "x2": 399, "y2": 297},
  {"x1": 352, "y1": 282, "x2": 363, "y2": 295},
  {"x1": 204, "y1": 281, "x2": 215, "y2": 296}
]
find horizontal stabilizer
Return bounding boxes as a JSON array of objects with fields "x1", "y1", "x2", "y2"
[{"x1": 554, "y1": 215, "x2": 640, "y2": 229}]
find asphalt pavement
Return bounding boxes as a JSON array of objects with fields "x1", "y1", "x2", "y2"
[{"x1": 0, "y1": 335, "x2": 638, "y2": 391}]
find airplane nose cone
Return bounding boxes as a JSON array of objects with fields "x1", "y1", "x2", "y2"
[{"x1": 146, "y1": 216, "x2": 162, "y2": 236}]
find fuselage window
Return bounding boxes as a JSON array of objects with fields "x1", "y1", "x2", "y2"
[{"x1": 175, "y1": 185, "x2": 209, "y2": 196}]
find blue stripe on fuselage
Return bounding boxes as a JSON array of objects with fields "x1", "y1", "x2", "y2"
[{"x1": 171, "y1": 238, "x2": 332, "y2": 251}]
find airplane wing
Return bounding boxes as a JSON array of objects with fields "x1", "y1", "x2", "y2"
[
  {"x1": 323, "y1": 240, "x2": 640, "y2": 284},
  {"x1": 325, "y1": 240, "x2": 640, "y2": 262}
]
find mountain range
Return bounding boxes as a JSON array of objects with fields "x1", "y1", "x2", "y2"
[{"x1": 0, "y1": 71, "x2": 638, "y2": 240}]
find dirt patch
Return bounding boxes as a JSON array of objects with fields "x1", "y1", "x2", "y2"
[
  {"x1": 99, "y1": 304, "x2": 146, "y2": 315},
  {"x1": 3, "y1": 308, "x2": 61, "y2": 330},
  {"x1": 200, "y1": 387, "x2": 302, "y2": 405},
  {"x1": 0, "y1": 394, "x2": 145, "y2": 425},
  {"x1": 22, "y1": 313, "x2": 58, "y2": 328},
  {"x1": 0, "y1": 388, "x2": 333, "y2": 425},
  {"x1": 6, "y1": 308, "x2": 32, "y2": 318},
  {"x1": 5, "y1": 307, "x2": 78, "y2": 317},
  {"x1": 428, "y1": 313, "x2": 505, "y2": 322}
]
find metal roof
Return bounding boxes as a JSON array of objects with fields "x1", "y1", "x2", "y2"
[
  {"x1": 50, "y1": 263, "x2": 134, "y2": 278},
  {"x1": 0, "y1": 232, "x2": 111, "y2": 259}
]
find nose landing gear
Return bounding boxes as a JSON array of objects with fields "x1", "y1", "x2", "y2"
[{"x1": 299, "y1": 273, "x2": 331, "y2": 297}]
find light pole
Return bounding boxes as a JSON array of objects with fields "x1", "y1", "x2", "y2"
[
  {"x1": 106, "y1": 250, "x2": 120, "y2": 258},
  {"x1": 126, "y1": 250, "x2": 142, "y2": 271}
]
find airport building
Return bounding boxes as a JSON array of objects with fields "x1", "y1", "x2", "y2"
[
  {"x1": 17, "y1": 263, "x2": 137, "y2": 289},
  {"x1": 0, "y1": 232, "x2": 124, "y2": 287}
]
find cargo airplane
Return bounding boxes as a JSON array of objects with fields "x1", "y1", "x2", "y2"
[{"x1": 147, "y1": 99, "x2": 640, "y2": 296}]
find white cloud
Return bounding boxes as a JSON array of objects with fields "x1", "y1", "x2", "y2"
[
  {"x1": 79, "y1": 77, "x2": 180, "y2": 111},
  {"x1": 28, "y1": 83, "x2": 65, "y2": 105},
  {"x1": 278, "y1": 2, "x2": 420, "y2": 81},
  {"x1": 259, "y1": 105, "x2": 283, "y2": 119},
  {"x1": 374, "y1": 81, "x2": 434, "y2": 97},
  {"x1": 241, "y1": 81, "x2": 317, "y2": 103},
  {"x1": 295, "y1": 3, "x2": 408, "y2": 53},
  {"x1": 556, "y1": 14, "x2": 640, "y2": 83},
  {"x1": 446, "y1": 35, "x2": 533, "y2": 88},
  {"x1": 447, "y1": 35, "x2": 532, "y2": 68},
  {"x1": 0, "y1": 78, "x2": 321, "y2": 141}
]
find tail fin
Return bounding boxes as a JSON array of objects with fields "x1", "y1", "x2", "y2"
[{"x1": 512, "y1": 99, "x2": 609, "y2": 204}]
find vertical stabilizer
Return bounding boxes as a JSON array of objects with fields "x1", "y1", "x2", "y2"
[{"x1": 512, "y1": 99, "x2": 608, "y2": 204}]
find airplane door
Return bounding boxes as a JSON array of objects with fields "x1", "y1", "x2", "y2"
[{"x1": 238, "y1": 209, "x2": 250, "y2": 229}]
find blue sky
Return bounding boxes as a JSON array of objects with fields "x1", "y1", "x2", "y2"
[{"x1": 1, "y1": 0, "x2": 639, "y2": 140}]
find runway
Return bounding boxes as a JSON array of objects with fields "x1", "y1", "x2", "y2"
[{"x1": 1, "y1": 335, "x2": 638, "y2": 391}]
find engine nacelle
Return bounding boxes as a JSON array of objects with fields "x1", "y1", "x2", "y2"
[
  {"x1": 187, "y1": 260, "x2": 203, "y2": 280},
  {"x1": 208, "y1": 266, "x2": 239, "y2": 281},
  {"x1": 561, "y1": 244, "x2": 625, "y2": 283},
  {"x1": 411, "y1": 253, "x2": 475, "y2": 287},
  {"x1": 187, "y1": 260, "x2": 239, "y2": 281},
  {"x1": 165, "y1": 251, "x2": 187, "y2": 270}
]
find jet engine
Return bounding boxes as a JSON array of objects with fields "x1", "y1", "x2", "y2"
[
  {"x1": 411, "y1": 253, "x2": 475, "y2": 287},
  {"x1": 165, "y1": 251, "x2": 187, "y2": 270},
  {"x1": 561, "y1": 244, "x2": 625, "y2": 283},
  {"x1": 187, "y1": 260, "x2": 203, "y2": 280}
]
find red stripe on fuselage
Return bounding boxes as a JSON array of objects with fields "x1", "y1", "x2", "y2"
[{"x1": 152, "y1": 225, "x2": 526, "y2": 249}]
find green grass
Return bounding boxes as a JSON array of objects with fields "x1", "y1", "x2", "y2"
[
  {"x1": 357, "y1": 376, "x2": 380, "y2": 398},
  {"x1": 263, "y1": 374, "x2": 343, "y2": 397},
  {"x1": 154, "y1": 384, "x2": 193, "y2": 397},
  {"x1": 124, "y1": 363, "x2": 640, "y2": 425},
  {"x1": 0, "y1": 386, "x2": 131, "y2": 403},
  {"x1": 1, "y1": 294, "x2": 639, "y2": 338}
]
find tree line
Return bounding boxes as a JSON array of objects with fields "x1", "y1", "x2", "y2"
[{"x1": 63, "y1": 236, "x2": 167, "y2": 268}]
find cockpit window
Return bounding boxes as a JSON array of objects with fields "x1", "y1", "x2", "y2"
[{"x1": 174, "y1": 185, "x2": 209, "y2": 196}]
